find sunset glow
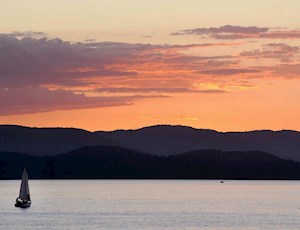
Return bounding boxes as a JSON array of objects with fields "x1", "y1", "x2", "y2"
[{"x1": 1, "y1": 0, "x2": 299, "y2": 131}]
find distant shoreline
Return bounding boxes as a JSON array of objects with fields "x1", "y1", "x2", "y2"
[{"x1": 2, "y1": 146, "x2": 300, "y2": 180}]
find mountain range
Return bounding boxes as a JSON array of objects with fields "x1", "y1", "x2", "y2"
[{"x1": 0, "y1": 125, "x2": 299, "y2": 161}]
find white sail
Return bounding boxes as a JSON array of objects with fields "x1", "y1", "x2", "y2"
[{"x1": 18, "y1": 167, "x2": 30, "y2": 200}]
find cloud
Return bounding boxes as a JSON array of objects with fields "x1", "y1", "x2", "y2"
[
  {"x1": 197, "y1": 68, "x2": 261, "y2": 76},
  {"x1": 0, "y1": 36, "x2": 156, "y2": 88},
  {"x1": 0, "y1": 37, "x2": 233, "y2": 81},
  {"x1": 161, "y1": 42, "x2": 241, "y2": 49},
  {"x1": 1, "y1": 32, "x2": 298, "y2": 116},
  {"x1": 171, "y1": 25, "x2": 269, "y2": 35},
  {"x1": 0, "y1": 35, "x2": 235, "y2": 88},
  {"x1": 240, "y1": 43, "x2": 299, "y2": 62},
  {"x1": 171, "y1": 25, "x2": 269, "y2": 39},
  {"x1": 260, "y1": 30, "x2": 300, "y2": 39},
  {"x1": 0, "y1": 87, "x2": 165, "y2": 116},
  {"x1": 0, "y1": 34, "x2": 234, "y2": 115},
  {"x1": 94, "y1": 87, "x2": 226, "y2": 94},
  {"x1": 270, "y1": 64, "x2": 300, "y2": 77},
  {"x1": 141, "y1": 35, "x2": 153, "y2": 38},
  {"x1": 1, "y1": 31, "x2": 47, "y2": 39},
  {"x1": 140, "y1": 115, "x2": 199, "y2": 121},
  {"x1": 171, "y1": 25, "x2": 300, "y2": 40}
]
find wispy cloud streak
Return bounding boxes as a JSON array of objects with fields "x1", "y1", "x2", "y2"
[
  {"x1": 240, "y1": 43, "x2": 299, "y2": 62},
  {"x1": 171, "y1": 25, "x2": 300, "y2": 40}
]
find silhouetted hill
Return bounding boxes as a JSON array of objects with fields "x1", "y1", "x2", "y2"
[
  {"x1": 165, "y1": 150, "x2": 300, "y2": 179},
  {"x1": 0, "y1": 151, "x2": 50, "y2": 178},
  {"x1": 1, "y1": 125, "x2": 300, "y2": 161},
  {"x1": 98, "y1": 125, "x2": 300, "y2": 161},
  {"x1": 0, "y1": 125, "x2": 120, "y2": 156},
  {"x1": 1, "y1": 146, "x2": 300, "y2": 179},
  {"x1": 52, "y1": 146, "x2": 163, "y2": 179}
]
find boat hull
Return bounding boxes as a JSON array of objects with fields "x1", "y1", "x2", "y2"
[{"x1": 15, "y1": 200, "x2": 31, "y2": 208}]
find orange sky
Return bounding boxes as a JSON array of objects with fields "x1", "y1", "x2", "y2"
[{"x1": 0, "y1": 1, "x2": 299, "y2": 131}]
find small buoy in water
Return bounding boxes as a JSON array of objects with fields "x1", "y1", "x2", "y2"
[{"x1": 220, "y1": 181, "x2": 224, "y2": 183}]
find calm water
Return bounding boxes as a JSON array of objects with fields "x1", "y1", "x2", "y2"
[{"x1": 0, "y1": 180, "x2": 299, "y2": 229}]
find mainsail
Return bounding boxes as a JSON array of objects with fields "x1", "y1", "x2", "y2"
[{"x1": 18, "y1": 167, "x2": 30, "y2": 200}]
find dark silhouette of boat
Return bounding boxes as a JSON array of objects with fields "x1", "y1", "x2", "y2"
[{"x1": 15, "y1": 167, "x2": 31, "y2": 208}]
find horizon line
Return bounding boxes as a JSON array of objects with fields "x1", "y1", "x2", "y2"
[{"x1": 0, "y1": 123, "x2": 299, "y2": 133}]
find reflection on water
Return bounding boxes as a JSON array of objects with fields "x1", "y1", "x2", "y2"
[{"x1": 0, "y1": 180, "x2": 300, "y2": 229}]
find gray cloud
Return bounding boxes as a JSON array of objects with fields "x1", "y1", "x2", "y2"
[
  {"x1": 0, "y1": 87, "x2": 166, "y2": 116},
  {"x1": 0, "y1": 36, "x2": 152, "y2": 87},
  {"x1": 197, "y1": 68, "x2": 261, "y2": 76},
  {"x1": 95, "y1": 87, "x2": 226, "y2": 94},
  {"x1": 2, "y1": 31, "x2": 47, "y2": 38},
  {"x1": 240, "y1": 43, "x2": 299, "y2": 62},
  {"x1": 171, "y1": 25, "x2": 269, "y2": 39},
  {"x1": 0, "y1": 35, "x2": 228, "y2": 87},
  {"x1": 270, "y1": 64, "x2": 300, "y2": 77},
  {"x1": 260, "y1": 31, "x2": 300, "y2": 39},
  {"x1": 171, "y1": 25, "x2": 300, "y2": 40}
]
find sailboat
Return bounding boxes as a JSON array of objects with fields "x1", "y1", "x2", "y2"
[{"x1": 15, "y1": 167, "x2": 31, "y2": 208}]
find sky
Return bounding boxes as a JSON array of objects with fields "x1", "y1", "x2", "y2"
[{"x1": 0, "y1": 0, "x2": 300, "y2": 131}]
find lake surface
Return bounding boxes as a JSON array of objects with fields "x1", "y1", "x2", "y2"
[{"x1": 0, "y1": 180, "x2": 299, "y2": 229}]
